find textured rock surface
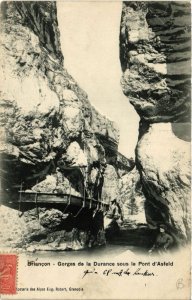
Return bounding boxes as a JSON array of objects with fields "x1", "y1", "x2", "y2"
[
  {"x1": 0, "y1": 1, "x2": 119, "y2": 197},
  {"x1": 120, "y1": 1, "x2": 191, "y2": 123},
  {"x1": 104, "y1": 167, "x2": 146, "y2": 236},
  {"x1": 102, "y1": 165, "x2": 119, "y2": 203},
  {"x1": 120, "y1": 1, "x2": 191, "y2": 243},
  {"x1": 136, "y1": 123, "x2": 190, "y2": 241},
  {"x1": 0, "y1": 205, "x2": 105, "y2": 251},
  {"x1": 0, "y1": 1, "x2": 135, "y2": 250},
  {"x1": 118, "y1": 168, "x2": 146, "y2": 226}
]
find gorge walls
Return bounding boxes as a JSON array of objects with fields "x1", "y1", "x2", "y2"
[
  {"x1": 0, "y1": 1, "x2": 135, "y2": 250},
  {"x1": 120, "y1": 1, "x2": 191, "y2": 243},
  {"x1": 0, "y1": 1, "x2": 119, "y2": 195},
  {"x1": 1, "y1": 0, "x2": 188, "y2": 251}
]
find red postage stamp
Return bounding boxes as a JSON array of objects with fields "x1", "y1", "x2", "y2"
[{"x1": 0, "y1": 254, "x2": 17, "y2": 294}]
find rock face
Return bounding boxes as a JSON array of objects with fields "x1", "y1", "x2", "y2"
[
  {"x1": 118, "y1": 168, "x2": 146, "y2": 226},
  {"x1": 0, "y1": 1, "x2": 119, "y2": 196},
  {"x1": 0, "y1": 1, "x2": 135, "y2": 250},
  {"x1": 120, "y1": 1, "x2": 191, "y2": 123},
  {"x1": 137, "y1": 123, "x2": 190, "y2": 240},
  {"x1": 0, "y1": 205, "x2": 106, "y2": 251},
  {"x1": 104, "y1": 167, "x2": 146, "y2": 239},
  {"x1": 120, "y1": 1, "x2": 191, "y2": 243}
]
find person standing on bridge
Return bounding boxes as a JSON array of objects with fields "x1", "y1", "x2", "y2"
[
  {"x1": 109, "y1": 199, "x2": 123, "y2": 222},
  {"x1": 95, "y1": 165, "x2": 105, "y2": 201}
]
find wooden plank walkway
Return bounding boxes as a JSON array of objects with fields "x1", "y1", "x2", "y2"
[{"x1": 0, "y1": 191, "x2": 109, "y2": 210}]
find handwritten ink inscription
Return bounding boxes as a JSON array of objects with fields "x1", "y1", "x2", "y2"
[
  {"x1": 0, "y1": 254, "x2": 17, "y2": 294},
  {"x1": 82, "y1": 268, "x2": 155, "y2": 278}
]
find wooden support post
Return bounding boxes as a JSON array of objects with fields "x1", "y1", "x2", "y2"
[
  {"x1": 34, "y1": 192, "x2": 39, "y2": 221},
  {"x1": 63, "y1": 186, "x2": 71, "y2": 214},
  {"x1": 89, "y1": 198, "x2": 92, "y2": 209},
  {"x1": 18, "y1": 182, "x2": 23, "y2": 217}
]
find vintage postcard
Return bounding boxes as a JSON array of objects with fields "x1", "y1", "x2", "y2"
[{"x1": 0, "y1": 0, "x2": 191, "y2": 299}]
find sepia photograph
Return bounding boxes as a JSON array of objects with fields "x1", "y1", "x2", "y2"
[{"x1": 0, "y1": 1, "x2": 191, "y2": 299}]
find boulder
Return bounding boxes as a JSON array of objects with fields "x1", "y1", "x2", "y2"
[{"x1": 137, "y1": 123, "x2": 190, "y2": 241}]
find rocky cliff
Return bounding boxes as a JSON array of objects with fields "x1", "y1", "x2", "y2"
[
  {"x1": 0, "y1": 1, "x2": 120, "y2": 197},
  {"x1": 0, "y1": 1, "x2": 119, "y2": 250},
  {"x1": 0, "y1": 1, "x2": 136, "y2": 251},
  {"x1": 120, "y1": 1, "x2": 191, "y2": 243}
]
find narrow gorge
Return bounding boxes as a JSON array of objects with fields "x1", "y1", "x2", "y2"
[
  {"x1": 0, "y1": 1, "x2": 190, "y2": 252},
  {"x1": 0, "y1": 1, "x2": 141, "y2": 251}
]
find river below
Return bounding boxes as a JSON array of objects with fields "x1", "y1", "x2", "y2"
[{"x1": 25, "y1": 242, "x2": 146, "y2": 261}]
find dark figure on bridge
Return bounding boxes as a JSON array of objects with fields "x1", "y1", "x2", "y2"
[
  {"x1": 93, "y1": 168, "x2": 105, "y2": 200},
  {"x1": 148, "y1": 224, "x2": 174, "y2": 255},
  {"x1": 88, "y1": 164, "x2": 105, "y2": 200},
  {"x1": 108, "y1": 199, "x2": 123, "y2": 222},
  {"x1": 87, "y1": 209, "x2": 105, "y2": 247}
]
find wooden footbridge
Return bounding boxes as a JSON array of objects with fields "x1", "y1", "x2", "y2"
[
  {"x1": 0, "y1": 130, "x2": 133, "y2": 217},
  {"x1": 1, "y1": 189, "x2": 110, "y2": 215},
  {"x1": 0, "y1": 183, "x2": 110, "y2": 220},
  {"x1": 0, "y1": 163, "x2": 110, "y2": 215},
  {"x1": 21, "y1": 191, "x2": 108, "y2": 211}
]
